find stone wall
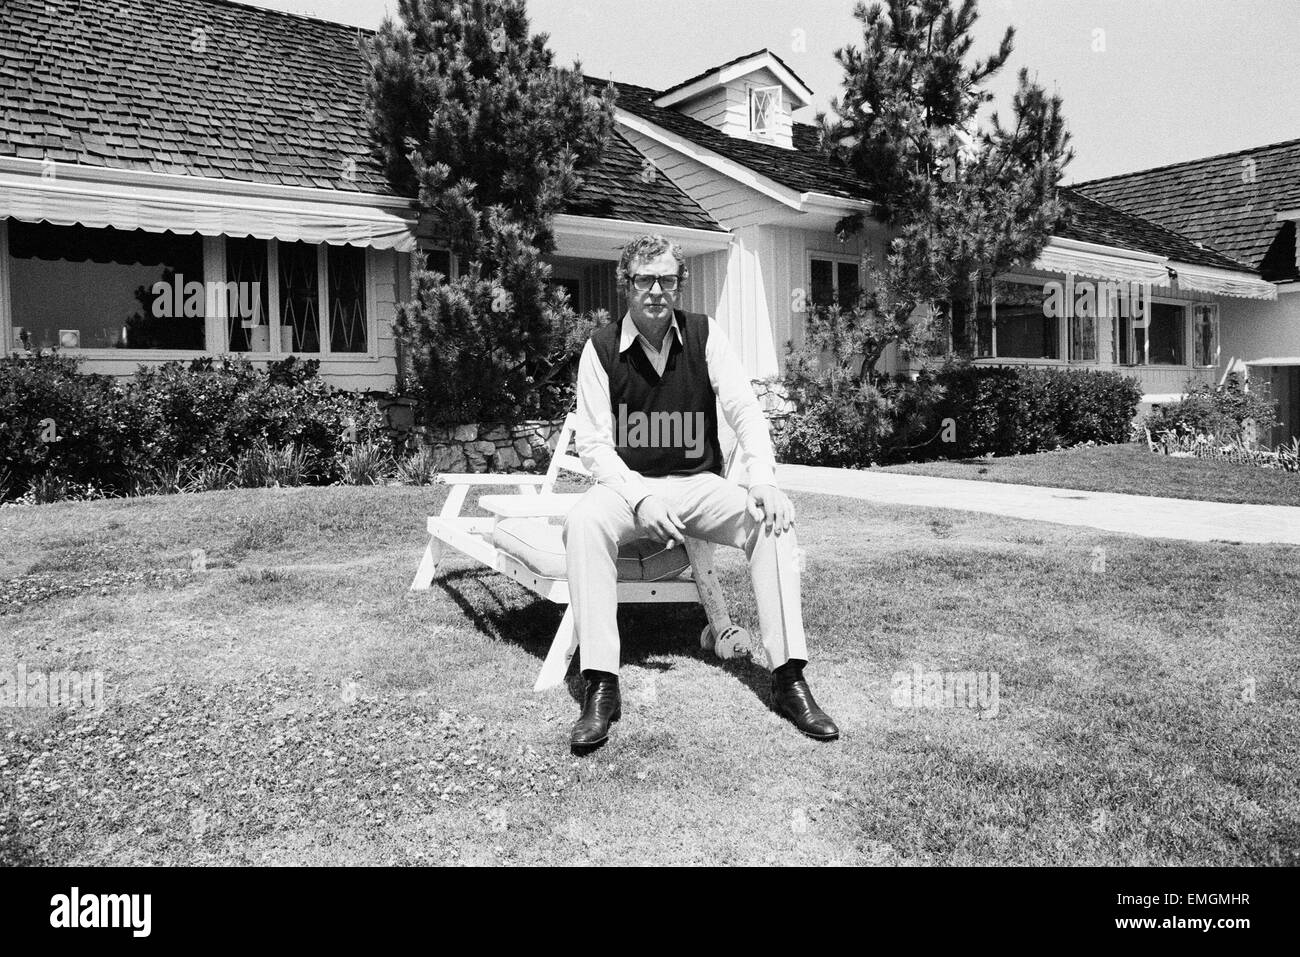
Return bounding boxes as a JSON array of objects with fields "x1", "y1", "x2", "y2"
[
  {"x1": 752, "y1": 377, "x2": 798, "y2": 449},
  {"x1": 414, "y1": 417, "x2": 569, "y2": 474},
  {"x1": 408, "y1": 379, "x2": 798, "y2": 475}
]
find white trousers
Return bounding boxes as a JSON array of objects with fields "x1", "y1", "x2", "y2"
[{"x1": 561, "y1": 471, "x2": 810, "y2": 675}]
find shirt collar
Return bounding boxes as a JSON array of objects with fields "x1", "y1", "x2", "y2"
[{"x1": 618, "y1": 310, "x2": 682, "y2": 354}]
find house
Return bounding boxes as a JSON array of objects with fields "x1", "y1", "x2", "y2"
[
  {"x1": 1073, "y1": 140, "x2": 1300, "y2": 445},
  {"x1": 0, "y1": 0, "x2": 1288, "y2": 441},
  {"x1": 0, "y1": 0, "x2": 730, "y2": 394},
  {"x1": 595, "y1": 54, "x2": 1277, "y2": 426}
]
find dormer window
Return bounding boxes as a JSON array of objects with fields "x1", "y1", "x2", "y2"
[
  {"x1": 749, "y1": 86, "x2": 781, "y2": 133},
  {"x1": 654, "y1": 51, "x2": 810, "y2": 150}
]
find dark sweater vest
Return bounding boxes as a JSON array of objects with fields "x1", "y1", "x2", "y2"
[{"x1": 590, "y1": 309, "x2": 723, "y2": 478}]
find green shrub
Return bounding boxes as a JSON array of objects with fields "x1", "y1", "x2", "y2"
[
  {"x1": 776, "y1": 391, "x2": 884, "y2": 468},
  {"x1": 128, "y1": 357, "x2": 388, "y2": 482},
  {"x1": 0, "y1": 353, "x2": 391, "y2": 501},
  {"x1": 776, "y1": 350, "x2": 1143, "y2": 467},
  {"x1": 233, "y1": 441, "x2": 313, "y2": 488},
  {"x1": 0, "y1": 353, "x2": 135, "y2": 498},
  {"x1": 338, "y1": 441, "x2": 393, "y2": 486},
  {"x1": 886, "y1": 362, "x2": 1141, "y2": 461},
  {"x1": 128, "y1": 459, "x2": 187, "y2": 497},
  {"x1": 189, "y1": 461, "x2": 236, "y2": 493},
  {"x1": 1143, "y1": 372, "x2": 1278, "y2": 444},
  {"x1": 395, "y1": 446, "x2": 441, "y2": 486}
]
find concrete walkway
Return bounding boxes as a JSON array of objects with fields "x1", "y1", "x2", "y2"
[{"x1": 775, "y1": 464, "x2": 1300, "y2": 545}]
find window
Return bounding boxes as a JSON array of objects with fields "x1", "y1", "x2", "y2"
[
  {"x1": 976, "y1": 280, "x2": 1060, "y2": 360},
  {"x1": 1114, "y1": 301, "x2": 1188, "y2": 366},
  {"x1": 809, "y1": 256, "x2": 860, "y2": 308},
  {"x1": 328, "y1": 245, "x2": 367, "y2": 353},
  {"x1": 419, "y1": 245, "x2": 455, "y2": 281},
  {"x1": 225, "y1": 235, "x2": 269, "y2": 352},
  {"x1": 1193, "y1": 304, "x2": 1219, "y2": 367},
  {"x1": 1146, "y1": 302, "x2": 1185, "y2": 365},
  {"x1": 222, "y1": 236, "x2": 369, "y2": 355},
  {"x1": 749, "y1": 86, "x2": 782, "y2": 133},
  {"x1": 278, "y1": 240, "x2": 321, "y2": 353},
  {"x1": 2, "y1": 220, "x2": 371, "y2": 356},
  {"x1": 7, "y1": 220, "x2": 204, "y2": 350},
  {"x1": 1069, "y1": 300, "x2": 1097, "y2": 362}
]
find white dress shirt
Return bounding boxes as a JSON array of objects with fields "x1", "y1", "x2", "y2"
[{"x1": 574, "y1": 311, "x2": 779, "y2": 513}]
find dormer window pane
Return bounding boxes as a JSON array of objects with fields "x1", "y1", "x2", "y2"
[{"x1": 750, "y1": 86, "x2": 781, "y2": 132}]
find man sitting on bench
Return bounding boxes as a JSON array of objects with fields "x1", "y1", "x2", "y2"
[{"x1": 562, "y1": 234, "x2": 840, "y2": 751}]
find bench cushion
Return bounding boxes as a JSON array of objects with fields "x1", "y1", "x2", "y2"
[{"x1": 492, "y1": 519, "x2": 691, "y2": 582}]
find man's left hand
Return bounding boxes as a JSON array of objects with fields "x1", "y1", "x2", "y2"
[{"x1": 747, "y1": 484, "x2": 795, "y2": 534}]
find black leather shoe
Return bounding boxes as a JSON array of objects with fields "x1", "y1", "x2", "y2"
[
  {"x1": 571, "y1": 670, "x2": 621, "y2": 752},
  {"x1": 772, "y1": 665, "x2": 839, "y2": 741}
]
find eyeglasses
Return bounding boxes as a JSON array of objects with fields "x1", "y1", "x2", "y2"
[{"x1": 630, "y1": 273, "x2": 680, "y2": 292}]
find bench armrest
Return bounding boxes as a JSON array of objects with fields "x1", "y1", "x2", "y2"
[{"x1": 479, "y1": 493, "x2": 584, "y2": 518}]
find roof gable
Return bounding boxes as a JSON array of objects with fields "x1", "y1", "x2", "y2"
[
  {"x1": 651, "y1": 49, "x2": 813, "y2": 152},
  {"x1": 653, "y1": 48, "x2": 814, "y2": 110},
  {"x1": 591, "y1": 76, "x2": 870, "y2": 201}
]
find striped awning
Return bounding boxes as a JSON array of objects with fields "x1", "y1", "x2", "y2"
[{"x1": 0, "y1": 161, "x2": 417, "y2": 251}]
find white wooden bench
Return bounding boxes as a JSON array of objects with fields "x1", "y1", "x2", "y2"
[{"x1": 409, "y1": 413, "x2": 756, "y2": 691}]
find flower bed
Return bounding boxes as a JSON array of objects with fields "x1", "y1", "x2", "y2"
[{"x1": 1144, "y1": 427, "x2": 1300, "y2": 472}]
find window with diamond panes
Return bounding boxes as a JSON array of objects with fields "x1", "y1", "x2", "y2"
[
  {"x1": 328, "y1": 245, "x2": 367, "y2": 353},
  {"x1": 225, "y1": 236, "x2": 269, "y2": 352},
  {"x1": 279, "y1": 240, "x2": 320, "y2": 353},
  {"x1": 750, "y1": 86, "x2": 781, "y2": 132}
]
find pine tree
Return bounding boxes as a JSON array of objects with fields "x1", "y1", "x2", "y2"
[
  {"x1": 817, "y1": 0, "x2": 1074, "y2": 364},
  {"x1": 364, "y1": 0, "x2": 616, "y2": 424}
]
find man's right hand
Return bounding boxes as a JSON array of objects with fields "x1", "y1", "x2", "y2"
[{"x1": 634, "y1": 495, "x2": 687, "y2": 549}]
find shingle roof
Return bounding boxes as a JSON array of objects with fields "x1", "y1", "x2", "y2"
[
  {"x1": 655, "y1": 47, "x2": 812, "y2": 102},
  {"x1": 592, "y1": 73, "x2": 1262, "y2": 277},
  {"x1": 566, "y1": 128, "x2": 722, "y2": 230},
  {"x1": 2, "y1": 0, "x2": 1279, "y2": 275},
  {"x1": 0, "y1": 0, "x2": 722, "y2": 231},
  {"x1": 589, "y1": 76, "x2": 871, "y2": 201},
  {"x1": 1073, "y1": 138, "x2": 1300, "y2": 281},
  {"x1": 1057, "y1": 187, "x2": 1255, "y2": 272},
  {"x1": 0, "y1": 0, "x2": 394, "y2": 193}
]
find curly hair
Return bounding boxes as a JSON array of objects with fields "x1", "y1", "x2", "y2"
[{"x1": 616, "y1": 234, "x2": 689, "y2": 292}]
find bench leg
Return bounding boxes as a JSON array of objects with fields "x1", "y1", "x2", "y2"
[
  {"x1": 409, "y1": 537, "x2": 444, "y2": 591},
  {"x1": 534, "y1": 605, "x2": 577, "y2": 692},
  {"x1": 685, "y1": 538, "x2": 756, "y2": 663}
]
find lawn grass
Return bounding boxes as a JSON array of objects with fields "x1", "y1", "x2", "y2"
[
  {"x1": 880, "y1": 441, "x2": 1300, "y2": 507},
  {"x1": 1, "y1": 481, "x2": 1297, "y2": 865}
]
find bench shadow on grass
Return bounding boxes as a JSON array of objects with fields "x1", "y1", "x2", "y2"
[{"x1": 430, "y1": 568, "x2": 779, "y2": 711}]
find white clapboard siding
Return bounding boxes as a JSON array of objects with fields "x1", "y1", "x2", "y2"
[
  {"x1": 683, "y1": 221, "x2": 889, "y2": 378},
  {"x1": 674, "y1": 85, "x2": 739, "y2": 135},
  {"x1": 672, "y1": 68, "x2": 795, "y2": 150}
]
